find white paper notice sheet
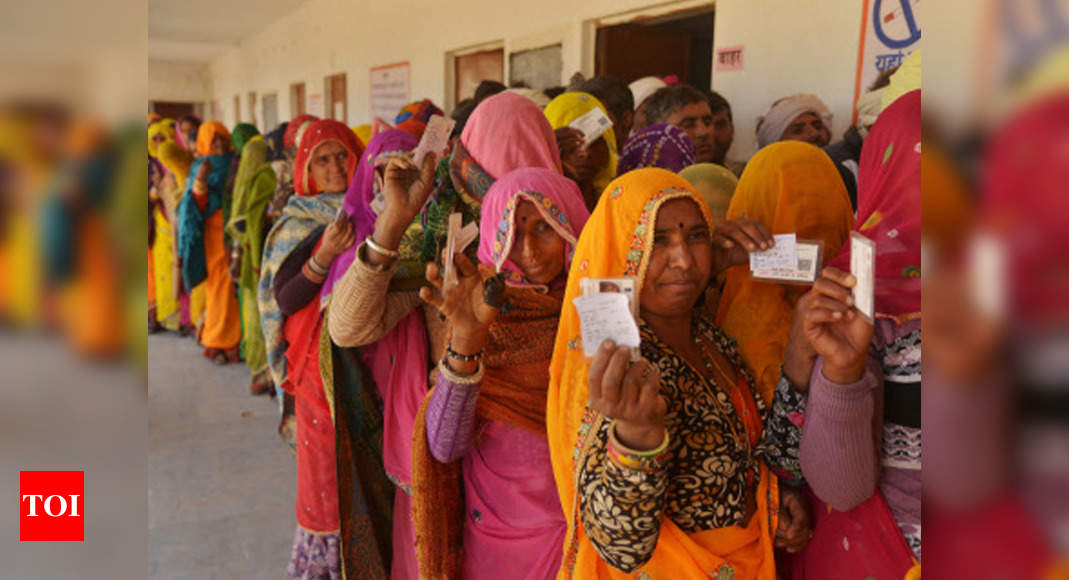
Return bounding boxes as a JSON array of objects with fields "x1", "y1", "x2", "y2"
[
  {"x1": 750, "y1": 234, "x2": 798, "y2": 271},
  {"x1": 573, "y1": 292, "x2": 640, "y2": 355}
]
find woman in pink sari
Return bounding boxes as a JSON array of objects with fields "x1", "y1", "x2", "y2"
[{"x1": 327, "y1": 92, "x2": 563, "y2": 579}]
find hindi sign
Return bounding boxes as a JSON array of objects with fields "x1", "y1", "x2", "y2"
[
  {"x1": 715, "y1": 45, "x2": 744, "y2": 72},
  {"x1": 370, "y1": 62, "x2": 410, "y2": 125},
  {"x1": 853, "y1": 0, "x2": 921, "y2": 121}
]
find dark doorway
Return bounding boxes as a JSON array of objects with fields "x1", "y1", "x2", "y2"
[
  {"x1": 151, "y1": 101, "x2": 195, "y2": 120},
  {"x1": 595, "y1": 8, "x2": 714, "y2": 89}
]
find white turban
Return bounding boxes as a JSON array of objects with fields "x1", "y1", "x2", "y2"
[
  {"x1": 755, "y1": 93, "x2": 833, "y2": 148},
  {"x1": 629, "y1": 76, "x2": 668, "y2": 110},
  {"x1": 855, "y1": 88, "x2": 886, "y2": 136}
]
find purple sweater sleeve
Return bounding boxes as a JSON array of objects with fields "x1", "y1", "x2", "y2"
[
  {"x1": 273, "y1": 236, "x2": 324, "y2": 316},
  {"x1": 424, "y1": 362, "x2": 483, "y2": 463},
  {"x1": 799, "y1": 355, "x2": 882, "y2": 512}
]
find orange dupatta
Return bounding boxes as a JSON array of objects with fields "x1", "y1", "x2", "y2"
[
  {"x1": 714, "y1": 142, "x2": 854, "y2": 403},
  {"x1": 547, "y1": 168, "x2": 778, "y2": 580}
]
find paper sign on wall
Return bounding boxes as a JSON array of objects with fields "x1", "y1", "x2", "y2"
[
  {"x1": 715, "y1": 45, "x2": 744, "y2": 72},
  {"x1": 308, "y1": 93, "x2": 325, "y2": 117},
  {"x1": 370, "y1": 62, "x2": 410, "y2": 125}
]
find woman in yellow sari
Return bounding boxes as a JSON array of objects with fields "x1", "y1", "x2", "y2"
[
  {"x1": 544, "y1": 92, "x2": 619, "y2": 211},
  {"x1": 547, "y1": 168, "x2": 811, "y2": 579},
  {"x1": 148, "y1": 120, "x2": 184, "y2": 331},
  {"x1": 715, "y1": 142, "x2": 854, "y2": 403},
  {"x1": 158, "y1": 141, "x2": 203, "y2": 334}
]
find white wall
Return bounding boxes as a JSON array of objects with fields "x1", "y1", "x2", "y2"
[
  {"x1": 205, "y1": 0, "x2": 865, "y2": 161},
  {"x1": 713, "y1": 0, "x2": 863, "y2": 159},
  {"x1": 149, "y1": 59, "x2": 213, "y2": 105}
]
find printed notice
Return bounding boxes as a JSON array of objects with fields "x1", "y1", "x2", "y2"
[
  {"x1": 750, "y1": 234, "x2": 798, "y2": 271},
  {"x1": 573, "y1": 292, "x2": 641, "y2": 355}
]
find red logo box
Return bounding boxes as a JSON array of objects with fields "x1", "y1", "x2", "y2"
[{"x1": 19, "y1": 471, "x2": 84, "y2": 541}]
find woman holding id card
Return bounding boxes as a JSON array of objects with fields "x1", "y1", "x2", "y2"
[{"x1": 547, "y1": 168, "x2": 811, "y2": 579}]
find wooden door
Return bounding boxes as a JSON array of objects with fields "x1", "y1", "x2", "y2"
[
  {"x1": 247, "y1": 91, "x2": 258, "y2": 127},
  {"x1": 596, "y1": 24, "x2": 692, "y2": 84},
  {"x1": 291, "y1": 82, "x2": 306, "y2": 117},
  {"x1": 455, "y1": 48, "x2": 504, "y2": 102},
  {"x1": 262, "y1": 93, "x2": 279, "y2": 132},
  {"x1": 150, "y1": 101, "x2": 194, "y2": 120},
  {"x1": 326, "y1": 73, "x2": 347, "y2": 124}
]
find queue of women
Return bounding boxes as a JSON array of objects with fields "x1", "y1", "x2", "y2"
[{"x1": 146, "y1": 65, "x2": 921, "y2": 579}]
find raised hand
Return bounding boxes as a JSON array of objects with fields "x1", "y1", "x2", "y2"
[
  {"x1": 798, "y1": 267, "x2": 874, "y2": 384},
  {"x1": 419, "y1": 251, "x2": 501, "y2": 361},
  {"x1": 367, "y1": 154, "x2": 438, "y2": 264},
  {"x1": 314, "y1": 213, "x2": 356, "y2": 267},
  {"x1": 711, "y1": 216, "x2": 774, "y2": 272},
  {"x1": 588, "y1": 340, "x2": 667, "y2": 451}
]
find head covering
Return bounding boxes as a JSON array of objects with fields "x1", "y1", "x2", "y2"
[
  {"x1": 157, "y1": 142, "x2": 193, "y2": 189},
  {"x1": 352, "y1": 124, "x2": 372, "y2": 148},
  {"x1": 395, "y1": 118, "x2": 426, "y2": 140},
  {"x1": 293, "y1": 119, "x2": 364, "y2": 196},
  {"x1": 547, "y1": 168, "x2": 777, "y2": 579},
  {"x1": 507, "y1": 87, "x2": 550, "y2": 108},
  {"x1": 148, "y1": 112, "x2": 162, "y2": 125},
  {"x1": 828, "y1": 90, "x2": 921, "y2": 323},
  {"x1": 477, "y1": 167, "x2": 591, "y2": 287},
  {"x1": 147, "y1": 120, "x2": 176, "y2": 159},
  {"x1": 195, "y1": 121, "x2": 232, "y2": 157},
  {"x1": 616, "y1": 123, "x2": 695, "y2": 176},
  {"x1": 543, "y1": 92, "x2": 619, "y2": 192},
  {"x1": 394, "y1": 98, "x2": 443, "y2": 125},
  {"x1": 856, "y1": 88, "x2": 886, "y2": 133},
  {"x1": 756, "y1": 94, "x2": 833, "y2": 149},
  {"x1": 679, "y1": 162, "x2": 739, "y2": 223},
  {"x1": 322, "y1": 129, "x2": 419, "y2": 299},
  {"x1": 230, "y1": 123, "x2": 260, "y2": 155},
  {"x1": 175, "y1": 114, "x2": 201, "y2": 151},
  {"x1": 413, "y1": 167, "x2": 589, "y2": 580},
  {"x1": 882, "y1": 50, "x2": 921, "y2": 111},
  {"x1": 460, "y1": 91, "x2": 562, "y2": 180},
  {"x1": 980, "y1": 92, "x2": 1069, "y2": 324},
  {"x1": 629, "y1": 76, "x2": 668, "y2": 109},
  {"x1": 284, "y1": 114, "x2": 319, "y2": 148},
  {"x1": 715, "y1": 141, "x2": 855, "y2": 401},
  {"x1": 263, "y1": 122, "x2": 288, "y2": 161}
]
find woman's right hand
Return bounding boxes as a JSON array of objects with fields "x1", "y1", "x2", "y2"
[
  {"x1": 588, "y1": 341, "x2": 667, "y2": 451},
  {"x1": 554, "y1": 127, "x2": 585, "y2": 180},
  {"x1": 315, "y1": 213, "x2": 356, "y2": 266},
  {"x1": 419, "y1": 251, "x2": 500, "y2": 352},
  {"x1": 797, "y1": 267, "x2": 874, "y2": 384}
]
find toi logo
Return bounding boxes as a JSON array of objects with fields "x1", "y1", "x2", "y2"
[{"x1": 19, "y1": 471, "x2": 84, "y2": 541}]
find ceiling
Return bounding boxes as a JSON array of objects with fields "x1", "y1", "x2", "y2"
[{"x1": 148, "y1": 0, "x2": 307, "y2": 62}]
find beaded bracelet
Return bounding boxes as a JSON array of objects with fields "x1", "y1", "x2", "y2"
[
  {"x1": 606, "y1": 420, "x2": 670, "y2": 474},
  {"x1": 366, "y1": 236, "x2": 400, "y2": 259},
  {"x1": 445, "y1": 344, "x2": 482, "y2": 362}
]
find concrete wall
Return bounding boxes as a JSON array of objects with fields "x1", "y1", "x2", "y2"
[
  {"x1": 205, "y1": 0, "x2": 865, "y2": 161},
  {"x1": 150, "y1": 59, "x2": 213, "y2": 105}
]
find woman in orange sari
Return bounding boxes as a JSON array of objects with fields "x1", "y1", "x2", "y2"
[
  {"x1": 715, "y1": 142, "x2": 854, "y2": 403},
  {"x1": 547, "y1": 168, "x2": 811, "y2": 579},
  {"x1": 178, "y1": 121, "x2": 242, "y2": 363}
]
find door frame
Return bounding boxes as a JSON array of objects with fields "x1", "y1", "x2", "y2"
[{"x1": 581, "y1": 1, "x2": 715, "y2": 81}]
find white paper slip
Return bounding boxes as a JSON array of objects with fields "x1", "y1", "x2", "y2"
[
  {"x1": 749, "y1": 234, "x2": 797, "y2": 271},
  {"x1": 568, "y1": 107, "x2": 613, "y2": 148},
  {"x1": 412, "y1": 114, "x2": 456, "y2": 167},
  {"x1": 442, "y1": 213, "x2": 462, "y2": 291},
  {"x1": 751, "y1": 241, "x2": 822, "y2": 283},
  {"x1": 850, "y1": 232, "x2": 876, "y2": 320},
  {"x1": 969, "y1": 233, "x2": 1006, "y2": 320},
  {"x1": 573, "y1": 292, "x2": 641, "y2": 355},
  {"x1": 579, "y1": 277, "x2": 637, "y2": 315}
]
